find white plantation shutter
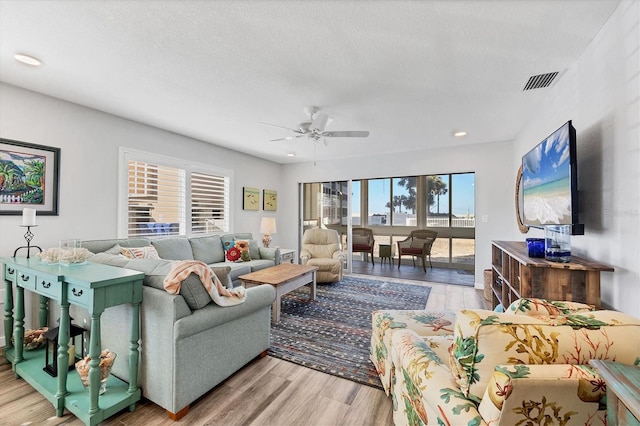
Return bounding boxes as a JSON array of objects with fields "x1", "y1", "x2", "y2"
[
  {"x1": 190, "y1": 171, "x2": 229, "y2": 234},
  {"x1": 122, "y1": 149, "x2": 231, "y2": 238}
]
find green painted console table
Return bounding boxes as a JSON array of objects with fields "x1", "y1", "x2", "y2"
[{"x1": 2, "y1": 257, "x2": 144, "y2": 426}]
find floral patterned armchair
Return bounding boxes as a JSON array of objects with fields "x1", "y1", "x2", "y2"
[{"x1": 370, "y1": 298, "x2": 640, "y2": 425}]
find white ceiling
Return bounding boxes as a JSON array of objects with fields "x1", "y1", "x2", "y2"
[{"x1": 0, "y1": 0, "x2": 620, "y2": 164}]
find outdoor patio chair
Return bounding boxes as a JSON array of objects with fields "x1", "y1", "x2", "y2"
[
  {"x1": 397, "y1": 229, "x2": 437, "y2": 272},
  {"x1": 352, "y1": 227, "x2": 375, "y2": 265}
]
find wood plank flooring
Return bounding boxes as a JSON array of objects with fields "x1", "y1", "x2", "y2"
[
  {"x1": 351, "y1": 259, "x2": 476, "y2": 286},
  {"x1": 0, "y1": 275, "x2": 490, "y2": 426}
]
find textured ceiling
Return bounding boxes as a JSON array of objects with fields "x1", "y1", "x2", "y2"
[{"x1": 0, "y1": 0, "x2": 620, "y2": 164}]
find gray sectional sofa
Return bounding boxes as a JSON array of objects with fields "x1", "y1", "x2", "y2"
[{"x1": 82, "y1": 233, "x2": 278, "y2": 419}]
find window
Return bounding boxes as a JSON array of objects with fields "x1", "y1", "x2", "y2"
[
  {"x1": 368, "y1": 178, "x2": 390, "y2": 226},
  {"x1": 392, "y1": 176, "x2": 417, "y2": 225},
  {"x1": 120, "y1": 149, "x2": 231, "y2": 238},
  {"x1": 426, "y1": 174, "x2": 450, "y2": 226}
]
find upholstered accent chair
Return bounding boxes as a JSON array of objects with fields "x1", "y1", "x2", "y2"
[
  {"x1": 371, "y1": 298, "x2": 640, "y2": 425},
  {"x1": 300, "y1": 228, "x2": 346, "y2": 283},
  {"x1": 397, "y1": 229, "x2": 437, "y2": 272},
  {"x1": 352, "y1": 227, "x2": 375, "y2": 265}
]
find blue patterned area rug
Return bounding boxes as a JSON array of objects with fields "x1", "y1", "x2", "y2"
[{"x1": 268, "y1": 275, "x2": 430, "y2": 389}]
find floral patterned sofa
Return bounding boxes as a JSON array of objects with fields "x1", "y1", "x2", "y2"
[{"x1": 371, "y1": 298, "x2": 640, "y2": 425}]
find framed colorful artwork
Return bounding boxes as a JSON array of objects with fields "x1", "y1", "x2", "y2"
[
  {"x1": 243, "y1": 186, "x2": 260, "y2": 211},
  {"x1": 263, "y1": 189, "x2": 277, "y2": 211},
  {"x1": 0, "y1": 138, "x2": 60, "y2": 215}
]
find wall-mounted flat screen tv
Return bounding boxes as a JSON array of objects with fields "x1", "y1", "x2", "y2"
[{"x1": 522, "y1": 120, "x2": 584, "y2": 235}]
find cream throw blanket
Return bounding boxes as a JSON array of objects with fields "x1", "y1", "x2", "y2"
[{"x1": 163, "y1": 260, "x2": 246, "y2": 306}]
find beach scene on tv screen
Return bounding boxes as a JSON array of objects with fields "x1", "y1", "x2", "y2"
[{"x1": 522, "y1": 124, "x2": 572, "y2": 226}]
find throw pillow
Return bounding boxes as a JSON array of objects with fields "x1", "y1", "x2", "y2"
[
  {"x1": 104, "y1": 244, "x2": 124, "y2": 255},
  {"x1": 226, "y1": 246, "x2": 242, "y2": 262},
  {"x1": 221, "y1": 234, "x2": 236, "y2": 252},
  {"x1": 123, "y1": 258, "x2": 212, "y2": 310},
  {"x1": 234, "y1": 240, "x2": 252, "y2": 262},
  {"x1": 88, "y1": 252, "x2": 130, "y2": 268},
  {"x1": 211, "y1": 266, "x2": 233, "y2": 289},
  {"x1": 179, "y1": 273, "x2": 213, "y2": 310},
  {"x1": 120, "y1": 245, "x2": 160, "y2": 260},
  {"x1": 247, "y1": 239, "x2": 260, "y2": 260}
]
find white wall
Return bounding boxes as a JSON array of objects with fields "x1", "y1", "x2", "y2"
[
  {"x1": 0, "y1": 83, "x2": 285, "y2": 253},
  {"x1": 0, "y1": 83, "x2": 284, "y2": 343},
  {"x1": 510, "y1": 0, "x2": 639, "y2": 316},
  {"x1": 280, "y1": 139, "x2": 515, "y2": 288}
]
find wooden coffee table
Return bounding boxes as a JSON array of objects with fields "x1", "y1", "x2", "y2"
[{"x1": 239, "y1": 263, "x2": 319, "y2": 322}]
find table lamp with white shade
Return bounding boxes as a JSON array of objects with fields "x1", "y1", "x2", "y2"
[{"x1": 260, "y1": 217, "x2": 277, "y2": 248}]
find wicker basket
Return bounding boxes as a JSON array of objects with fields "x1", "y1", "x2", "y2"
[{"x1": 483, "y1": 269, "x2": 492, "y2": 301}]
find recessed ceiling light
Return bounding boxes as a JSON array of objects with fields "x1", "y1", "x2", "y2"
[
  {"x1": 453, "y1": 131, "x2": 467, "y2": 137},
  {"x1": 14, "y1": 53, "x2": 43, "y2": 67},
  {"x1": 287, "y1": 153, "x2": 296, "y2": 157}
]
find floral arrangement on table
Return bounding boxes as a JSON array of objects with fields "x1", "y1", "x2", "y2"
[{"x1": 37, "y1": 247, "x2": 93, "y2": 265}]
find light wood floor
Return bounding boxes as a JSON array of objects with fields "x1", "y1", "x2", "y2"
[{"x1": 0, "y1": 275, "x2": 490, "y2": 426}]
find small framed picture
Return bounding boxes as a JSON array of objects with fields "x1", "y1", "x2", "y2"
[
  {"x1": 263, "y1": 189, "x2": 277, "y2": 211},
  {"x1": 243, "y1": 187, "x2": 260, "y2": 211},
  {"x1": 0, "y1": 138, "x2": 60, "y2": 216}
]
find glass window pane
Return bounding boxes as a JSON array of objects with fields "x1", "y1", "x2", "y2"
[
  {"x1": 430, "y1": 237, "x2": 450, "y2": 263},
  {"x1": 392, "y1": 176, "x2": 417, "y2": 225},
  {"x1": 426, "y1": 175, "x2": 450, "y2": 227},
  {"x1": 452, "y1": 173, "x2": 475, "y2": 228},
  {"x1": 452, "y1": 238, "x2": 475, "y2": 264},
  {"x1": 368, "y1": 178, "x2": 390, "y2": 226}
]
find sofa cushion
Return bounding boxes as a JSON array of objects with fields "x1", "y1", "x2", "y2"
[
  {"x1": 353, "y1": 235, "x2": 369, "y2": 246},
  {"x1": 121, "y1": 258, "x2": 173, "y2": 289},
  {"x1": 122, "y1": 258, "x2": 215, "y2": 310},
  {"x1": 219, "y1": 262, "x2": 252, "y2": 280},
  {"x1": 247, "y1": 239, "x2": 260, "y2": 260},
  {"x1": 243, "y1": 259, "x2": 273, "y2": 272},
  {"x1": 189, "y1": 235, "x2": 225, "y2": 264},
  {"x1": 151, "y1": 237, "x2": 194, "y2": 260},
  {"x1": 120, "y1": 245, "x2": 161, "y2": 259},
  {"x1": 88, "y1": 252, "x2": 130, "y2": 268},
  {"x1": 478, "y1": 364, "x2": 607, "y2": 425},
  {"x1": 449, "y1": 309, "x2": 640, "y2": 400},
  {"x1": 507, "y1": 298, "x2": 595, "y2": 316},
  {"x1": 81, "y1": 238, "x2": 150, "y2": 254}
]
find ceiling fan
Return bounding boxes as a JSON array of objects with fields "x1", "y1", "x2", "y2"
[{"x1": 258, "y1": 106, "x2": 369, "y2": 142}]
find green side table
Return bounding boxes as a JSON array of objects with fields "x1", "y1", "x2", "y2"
[
  {"x1": 2, "y1": 257, "x2": 144, "y2": 426},
  {"x1": 379, "y1": 244, "x2": 396, "y2": 266}
]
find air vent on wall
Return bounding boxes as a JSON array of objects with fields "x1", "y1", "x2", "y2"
[{"x1": 522, "y1": 72, "x2": 559, "y2": 91}]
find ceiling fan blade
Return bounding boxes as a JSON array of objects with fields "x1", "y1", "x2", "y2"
[
  {"x1": 269, "y1": 135, "x2": 304, "y2": 142},
  {"x1": 257, "y1": 122, "x2": 300, "y2": 133},
  {"x1": 322, "y1": 131, "x2": 370, "y2": 138},
  {"x1": 310, "y1": 112, "x2": 330, "y2": 132}
]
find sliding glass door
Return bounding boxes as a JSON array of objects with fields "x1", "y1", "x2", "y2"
[{"x1": 300, "y1": 172, "x2": 475, "y2": 274}]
